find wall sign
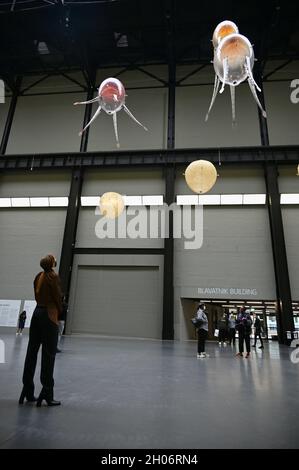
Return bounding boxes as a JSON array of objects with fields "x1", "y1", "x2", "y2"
[
  {"x1": 0, "y1": 300, "x2": 21, "y2": 327},
  {"x1": 198, "y1": 287, "x2": 258, "y2": 297}
]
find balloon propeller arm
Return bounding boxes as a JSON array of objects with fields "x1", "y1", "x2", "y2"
[
  {"x1": 205, "y1": 75, "x2": 220, "y2": 122},
  {"x1": 112, "y1": 112, "x2": 120, "y2": 149},
  {"x1": 78, "y1": 105, "x2": 102, "y2": 136},
  {"x1": 74, "y1": 97, "x2": 99, "y2": 106},
  {"x1": 123, "y1": 105, "x2": 148, "y2": 131},
  {"x1": 219, "y1": 57, "x2": 228, "y2": 94}
]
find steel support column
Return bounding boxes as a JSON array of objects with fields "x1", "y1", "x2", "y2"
[
  {"x1": 58, "y1": 168, "x2": 83, "y2": 297},
  {"x1": 162, "y1": 0, "x2": 176, "y2": 340},
  {"x1": 0, "y1": 76, "x2": 22, "y2": 155},
  {"x1": 59, "y1": 76, "x2": 95, "y2": 299},
  {"x1": 162, "y1": 164, "x2": 175, "y2": 340},
  {"x1": 264, "y1": 162, "x2": 294, "y2": 344},
  {"x1": 256, "y1": 69, "x2": 294, "y2": 344}
]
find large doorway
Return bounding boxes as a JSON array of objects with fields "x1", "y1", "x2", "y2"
[
  {"x1": 69, "y1": 264, "x2": 162, "y2": 339},
  {"x1": 181, "y1": 299, "x2": 225, "y2": 341},
  {"x1": 181, "y1": 298, "x2": 299, "y2": 341}
]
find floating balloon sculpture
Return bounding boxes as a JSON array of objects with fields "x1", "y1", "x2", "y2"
[
  {"x1": 206, "y1": 20, "x2": 267, "y2": 124},
  {"x1": 74, "y1": 78, "x2": 148, "y2": 148},
  {"x1": 185, "y1": 160, "x2": 218, "y2": 194},
  {"x1": 99, "y1": 192, "x2": 125, "y2": 219}
]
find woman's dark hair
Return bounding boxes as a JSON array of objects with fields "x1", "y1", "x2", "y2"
[{"x1": 40, "y1": 254, "x2": 56, "y2": 272}]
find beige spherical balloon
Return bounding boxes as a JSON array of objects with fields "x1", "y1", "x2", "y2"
[
  {"x1": 185, "y1": 160, "x2": 218, "y2": 194},
  {"x1": 100, "y1": 192, "x2": 125, "y2": 219}
]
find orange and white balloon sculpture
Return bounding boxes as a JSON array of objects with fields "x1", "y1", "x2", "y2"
[{"x1": 206, "y1": 20, "x2": 267, "y2": 124}]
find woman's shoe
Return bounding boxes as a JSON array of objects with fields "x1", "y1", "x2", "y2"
[
  {"x1": 36, "y1": 393, "x2": 61, "y2": 407},
  {"x1": 18, "y1": 389, "x2": 37, "y2": 405},
  {"x1": 36, "y1": 398, "x2": 61, "y2": 407}
]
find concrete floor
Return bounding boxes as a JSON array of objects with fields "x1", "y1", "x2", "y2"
[{"x1": 0, "y1": 333, "x2": 299, "y2": 449}]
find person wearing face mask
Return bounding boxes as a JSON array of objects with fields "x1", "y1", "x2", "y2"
[
  {"x1": 235, "y1": 307, "x2": 252, "y2": 358},
  {"x1": 196, "y1": 303, "x2": 209, "y2": 358},
  {"x1": 19, "y1": 254, "x2": 62, "y2": 407}
]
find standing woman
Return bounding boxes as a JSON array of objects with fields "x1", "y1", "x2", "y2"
[
  {"x1": 196, "y1": 303, "x2": 209, "y2": 358},
  {"x1": 19, "y1": 254, "x2": 62, "y2": 407}
]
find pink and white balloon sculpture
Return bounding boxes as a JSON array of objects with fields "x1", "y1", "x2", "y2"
[{"x1": 74, "y1": 77, "x2": 148, "y2": 148}]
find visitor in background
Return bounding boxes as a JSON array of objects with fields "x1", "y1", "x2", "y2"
[
  {"x1": 16, "y1": 310, "x2": 27, "y2": 336},
  {"x1": 196, "y1": 303, "x2": 209, "y2": 358},
  {"x1": 252, "y1": 313, "x2": 264, "y2": 349},
  {"x1": 236, "y1": 307, "x2": 252, "y2": 358},
  {"x1": 228, "y1": 312, "x2": 236, "y2": 346},
  {"x1": 218, "y1": 313, "x2": 228, "y2": 346}
]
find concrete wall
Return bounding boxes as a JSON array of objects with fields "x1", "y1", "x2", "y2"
[
  {"x1": 0, "y1": 98, "x2": 11, "y2": 139},
  {"x1": 279, "y1": 166, "x2": 299, "y2": 300},
  {"x1": 0, "y1": 209, "x2": 66, "y2": 299},
  {"x1": 264, "y1": 75, "x2": 299, "y2": 146},
  {"x1": 77, "y1": 169, "x2": 165, "y2": 249},
  {"x1": 6, "y1": 94, "x2": 85, "y2": 154},
  {"x1": 0, "y1": 171, "x2": 70, "y2": 299},
  {"x1": 0, "y1": 171, "x2": 71, "y2": 197}
]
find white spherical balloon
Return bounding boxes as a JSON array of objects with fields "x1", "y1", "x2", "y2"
[
  {"x1": 100, "y1": 192, "x2": 125, "y2": 219},
  {"x1": 185, "y1": 160, "x2": 218, "y2": 194}
]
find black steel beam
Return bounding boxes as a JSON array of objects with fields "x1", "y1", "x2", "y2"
[
  {"x1": 162, "y1": 0, "x2": 176, "y2": 340},
  {"x1": 264, "y1": 162, "x2": 294, "y2": 344},
  {"x1": 79, "y1": 82, "x2": 96, "y2": 153},
  {"x1": 58, "y1": 168, "x2": 83, "y2": 298},
  {"x1": 1, "y1": 146, "x2": 299, "y2": 171},
  {"x1": 0, "y1": 76, "x2": 22, "y2": 155},
  {"x1": 162, "y1": 164, "x2": 175, "y2": 340},
  {"x1": 263, "y1": 59, "x2": 293, "y2": 81},
  {"x1": 136, "y1": 66, "x2": 168, "y2": 86},
  {"x1": 74, "y1": 248, "x2": 164, "y2": 255},
  {"x1": 256, "y1": 69, "x2": 295, "y2": 345},
  {"x1": 176, "y1": 64, "x2": 208, "y2": 85},
  {"x1": 58, "y1": 76, "x2": 95, "y2": 299}
]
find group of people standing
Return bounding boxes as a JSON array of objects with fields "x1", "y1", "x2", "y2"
[{"x1": 195, "y1": 303, "x2": 264, "y2": 359}]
